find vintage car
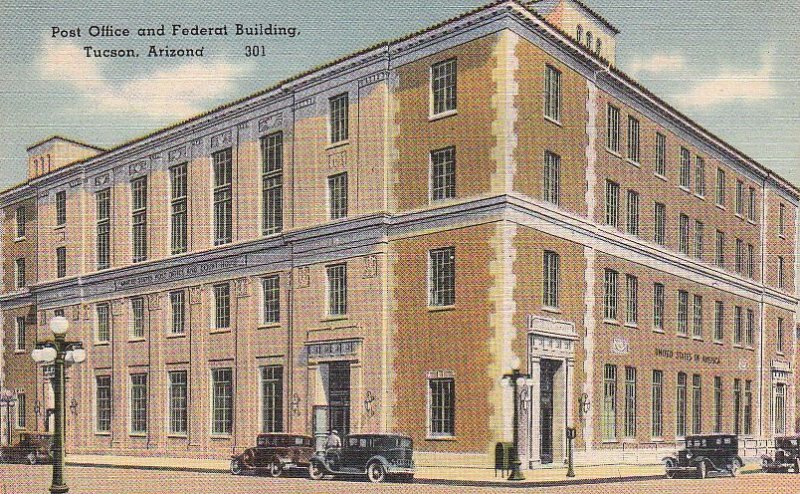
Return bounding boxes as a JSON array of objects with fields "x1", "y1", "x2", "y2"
[
  {"x1": 308, "y1": 433, "x2": 414, "y2": 483},
  {"x1": 0, "y1": 433, "x2": 54, "y2": 465},
  {"x1": 761, "y1": 435, "x2": 800, "y2": 473},
  {"x1": 230, "y1": 433, "x2": 314, "y2": 477},
  {"x1": 663, "y1": 434, "x2": 743, "y2": 478}
]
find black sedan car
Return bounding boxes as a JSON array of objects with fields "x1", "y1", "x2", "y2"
[
  {"x1": 230, "y1": 433, "x2": 315, "y2": 477},
  {"x1": 308, "y1": 433, "x2": 414, "y2": 483},
  {"x1": 761, "y1": 435, "x2": 800, "y2": 473},
  {"x1": 0, "y1": 433, "x2": 53, "y2": 465},
  {"x1": 663, "y1": 434, "x2": 743, "y2": 478}
]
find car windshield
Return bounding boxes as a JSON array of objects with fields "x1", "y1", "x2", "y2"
[
  {"x1": 780, "y1": 439, "x2": 799, "y2": 448},
  {"x1": 373, "y1": 437, "x2": 412, "y2": 449}
]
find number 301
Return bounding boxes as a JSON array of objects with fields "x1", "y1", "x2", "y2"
[{"x1": 245, "y1": 46, "x2": 267, "y2": 57}]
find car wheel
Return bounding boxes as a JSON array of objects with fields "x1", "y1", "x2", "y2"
[
  {"x1": 268, "y1": 461, "x2": 283, "y2": 478},
  {"x1": 27, "y1": 452, "x2": 37, "y2": 466},
  {"x1": 696, "y1": 461, "x2": 706, "y2": 479},
  {"x1": 729, "y1": 464, "x2": 739, "y2": 477},
  {"x1": 230, "y1": 458, "x2": 244, "y2": 475},
  {"x1": 308, "y1": 460, "x2": 325, "y2": 480},
  {"x1": 664, "y1": 458, "x2": 676, "y2": 479},
  {"x1": 367, "y1": 461, "x2": 387, "y2": 483},
  {"x1": 795, "y1": 458, "x2": 800, "y2": 474}
]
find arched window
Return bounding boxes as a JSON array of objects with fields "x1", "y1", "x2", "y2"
[
  {"x1": 596, "y1": 38, "x2": 602, "y2": 55},
  {"x1": 576, "y1": 25, "x2": 583, "y2": 44},
  {"x1": 586, "y1": 31, "x2": 593, "y2": 48}
]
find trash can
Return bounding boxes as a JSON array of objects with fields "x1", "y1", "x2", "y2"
[{"x1": 495, "y1": 442, "x2": 514, "y2": 477}]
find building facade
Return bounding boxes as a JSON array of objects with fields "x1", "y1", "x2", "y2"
[{"x1": 0, "y1": 0, "x2": 797, "y2": 468}]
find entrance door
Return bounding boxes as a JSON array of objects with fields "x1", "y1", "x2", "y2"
[
  {"x1": 327, "y1": 362, "x2": 351, "y2": 437},
  {"x1": 539, "y1": 360, "x2": 560, "y2": 464}
]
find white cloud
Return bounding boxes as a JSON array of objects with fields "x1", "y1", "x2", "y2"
[
  {"x1": 679, "y1": 53, "x2": 776, "y2": 108},
  {"x1": 629, "y1": 54, "x2": 686, "y2": 75},
  {"x1": 38, "y1": 38, "x2": 252, "y2": 119}
]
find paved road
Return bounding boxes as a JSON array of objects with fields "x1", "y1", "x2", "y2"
[{"x1": 1, "y1": 464, "x2": 797, "y2": 493}]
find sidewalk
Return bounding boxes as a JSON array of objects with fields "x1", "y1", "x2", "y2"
[{"x1": 63, "y1": 453, "x2": 718, "y2": 486}]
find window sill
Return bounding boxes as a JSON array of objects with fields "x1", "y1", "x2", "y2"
[
  {"x1": 429, "y1": 110, "x2": 458, "y2": 122},
  {"x1": 13, "y1": 236, "x2": 26, "y2": 243},
  {"x1": 602, "y1": 319, "x2": 620, "y2": 326},
  {"x1": 325, "y1": 140, "x2": 350, "y2": 151},
  {"x1": 650, "y1": 437, "x2": 665, "y2": 443},
  {"x1": 713, "y1": 340, "x2": 724, "y2": 346},
  {"x1": 676, "y1": 333, "x2": 689, "y2": 339},
  {"x1": 625, "y1": 159, "x2": 641, "y2": 168},
  {"x1": 605, "y1": 148, "x2": 622, "y2": 159},
  {"x1": 166, "y1": 333, "x2": 186, "y2": 339},
  {"x1": 129, "y1": 433, "x2": 147, "y2": 438},
  {"x1": 94, "y1": 341, "x2": 110, "y2": 347},
  {"x1": 715, "y1": 203, "x2": 726, "y2": 211},
  {"x1": 652, "y1": 328, "x2": 665, "y2": 334},
  {"x1": 601, "y1": 440, "x2": 619, "y2": 444},
  {"x1": 543, "y1": 115, "x2": 562, "y2": 127},
  {"x1": 733, "y1": 344, "x2": 744, "y2": 349},
  {"x1": 623, "y1": 323, "x2": 638, "y2": 329},
  {"x1": 654, "y1": 173, "x2": 667, "y2": 182},
  {"x1": 747, "y1": 219, "x2": 757, "y2": 226},
  {"x1": 678, "y1": 186, "x2": 691, "y2": 194},
  {"x1": 54, "y1": 224, "x2": 66, "y2": 231},
  {"x1": 14, "y1": 349, "x2": 27, "y2": 354},
  {"x1": 95, "y1": 432, "x2": 111, "y2": 436},
  {"x1": 258, "y1": 323, "x2": 282, "y2": 330},
  {"x1": 210, "y1": 329, "x2": 232, "y2": 335},
  {"x1": 128, "y1": 338, "x2": 146, "y2": 343},
  {"x1": 322, "y1": 315, "x2": 349, "y2": 322},
  {"x1": 210, "y1": 435, "x2": 232, "y2": 440},
  {"x1": 692, "y1": 336, "x2": 703, "y2": 342},
  {"x1": 425, "y1": 436, "x2": 457, "y2": 441},
  {"x1": 694, "y1": 193, "x2": 705, "y2": 201},
  {"x1": 427, "y1": 305, "x2": 456, "y2": 313},
  {"x1": 541, "y1": 306, "x2": 562, "y2": 314},
  {"x1": 167, "y1": 434, "x2": 188, "y2": 439},
  {"x1": 735, "y1": 213, "x2": 744, "y2": 220},
  {"x1": 778, "y1": 234, "x2": 786, "y2": 240},
  {"x1": 744, "y1": 346, "x2": 755, "y2": 352}
]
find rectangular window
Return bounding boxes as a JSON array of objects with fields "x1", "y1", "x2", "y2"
[
  {"x1": 15, "y1": 258, "x2": 25, "y2": 289},
  {"x1": 261, "y1": 365, "x2": 284, "y2": 433},
  {"x1": 625, "y1": 274, "x2": 638, "y2": 325},
  {"x1": 651, "y1": 370, "x2": 663, "y2": 438},
  {"x1": 655, "y1": 133, "x2": 666, "y2": 177},
  {"x1": 735, "y1": 238, "x2": 745, "y2": 274},
  {"x1": 735, "y1": 180, "x2": 744, "y2": 216},
  {"x1": 429, "y1": 248, "x2": 455, "y2": 307},
  {"x1": 779, "y1": 203, "x2": 786, "y2": 237},
  {"x1": 692, "y1": 374, "x2": 702, "y2": 435},
  {"x1": 130, "y1": 297, "x2": 145, "y2": 339},
  {"x1": 744, "y1": 380, "x2": 753, "y2": 435},
  {"x1": 170, "y1": 291, "x2": 185, "y2": 335},
  {"x1": 694, "y1": 220, "x2": 704, "y2": 259},
  {"x1": 544, "y1": 65, "x2": 561, "y2": 121},
  {"x1": 131, "y1": 176, "x2": 148, "y2": 263},
  {"x1": 714, "y1": 376, "x2": 722, "y2": 433},
  {"x1": 733, "y1": 379, "x2": 741, "y2": 435},
  {"x1": 168, "y1": 370, "x2": 188, "y2": 435},
  {"x1": 778, "y1": 256, "x2": 785, "y2": 289},
  {"x1": 627, "y1": 116, "x2": 640, "y2": 163},
  {"x1": 329, "y1": 93, "x2": 349, "y2": 143},
  {"x1": 429, "y1": 378, "x2": 455, "y2": 437},
  {"x1": 432, "y1": 59, "x2": 457, "y2": 116},
  {"x1": 606, "y1": 104, "x2": 620, "y2": 153},
  {"x1": 327, "y1": 172, "x2": 348, "y2": 220},
  {"x1": 653, "y1": 283, "x2": 665, "y2": 331},
  {"x1": 211, "y1": 368, "x2": 233, "y2": 435},
  {"x1": 96, "y1": 303, "x2": 110, "y2": 343},
  {"x1": 747, "y1": 244, "x2": 755, "y2": 278},
  {"x1": 624, "y1": 367, "x2": 637, "y2": 438},
  {"x1": 605, "y1": 180, "x2": 619, "y2": 227},
  {"x1": 748, "y1": 187, "x2": 756, "y2": 222},
  {"x1": 716, "y1": 168, "x2": 726, "y2": 207},
  {"x1": 261, "y1": 132, "x2": 283, "y2": 235},
  {"x1": 654, "y1": 202, "x2": 666, "y2": 245},
  {"x1": 16, "y1": 393, "x2": 26, "y2": 429},
  {"x1": 214, "y1": 284, "x2": 231, "y2": 329},
  {"x1": 603, "y1": 269, "x2": 619, "y2": 321},
  {"x1": 746, "y1": 309, "x2": 754, "y2": 346},
  {"x1": 430, "y1": 147, "x2": 456, "y2": 202},
  {"x1": 543, "y1": 151, "x2": 560, "y2": 205},
  {"x1": 694, "y1": 156, "x2": 705, "y2": 196},
  {"x1": 15, "y1": 316, "x2": 26, "y2": 351},
  {"x1": 211, "y1": 149, "x2": 234, "y2": 248},
  {"x1": 715, "y1": 230, "x2": 725, "y2": 267},
  {"x1": 130, "y1": 373, "x2": 148, "y2": 434},
  {"x1": 775, "y1": 384, "x2": 787, "y2": 435},
  {"x1": 96, "y1": 376, "x2": 112, "y2": 432},
  {"x1": 734, "y1": 306, "x2": 743, "y2": 345},
  {"x1": 679, "y1": 148, "x2": 691, "y2": 189},
  {"x1": 777, "y1": 317, "x2": 785, "y2": 353},
  {"x1": 677, "y1": 290, "x2": 689, "y2": 335},
  {"x1": 327, "y1": 263, "x2": 348, "y2": 315},
  {"x1": 170, "y1": 163, "x2": 188, "y2": 255},
  {"x1": 679, "y1": 214, "x2": 689, "y2": 254},
  {"x1": 262, "y1": 275, "x2": 280, "y2": 324},
  {"x1": 676, "y1": 372, "x2": 687, "y2": 437},
  {"x1": 543, "y1": 251, "x2": 560, "y2": 309},
  {"x1": 96, "y1": 188, "x2": 111, "y2": 270},
  {"x1": 626, "y1": 190, "x2": 639, "y2": 236},
  {"x1": 602, "y1": 364, "x2": 617, "y2": 440},
  {"x1": 15, "y1": 206, "x2": 26, "y2": 238},
  {"x1": 692, "y1": 294, "x2": 703, "y2": 338},
  {"x1": 56, "y1": 246, "x2": 66, "y2": 278},
  {"x1": 55, "y1": 190, "x2": 67, "y2": 226},
  {"x1": 714, "y1": 301, "x2": 724, "y2": 341}
]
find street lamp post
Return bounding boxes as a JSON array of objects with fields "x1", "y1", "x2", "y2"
[
  {"x1": 0, "y1": 390, "x2": 17, "y2": 446},
  {"x1": 31, "y1": 316, "x2": 85, "y2": 494},
  {"x1": 501, "y1": 356, "x2": 533, "y2": 481}
]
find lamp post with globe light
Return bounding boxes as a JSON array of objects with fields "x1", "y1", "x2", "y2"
[
  {"x1": 501, "y1": 355, "x2": 533, "y2": 481},
  {"x1": 31, "y1": 316, "x2": 85, "y2": 494}
]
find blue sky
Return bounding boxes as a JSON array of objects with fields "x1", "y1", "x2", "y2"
[{"x1": 0, "y1": 0, "x2": 797, "y2": 190}]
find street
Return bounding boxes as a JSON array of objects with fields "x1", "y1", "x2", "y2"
[{"x1": 1, "y1": 464, "x2": 798, "y2": 494}]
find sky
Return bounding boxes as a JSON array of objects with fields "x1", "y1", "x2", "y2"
[{"x1": 0, "y1": 0, "x2": 798, "y2": 190}]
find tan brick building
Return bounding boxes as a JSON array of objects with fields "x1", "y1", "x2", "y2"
[{"x1": 0, "y1": 0, "x2": 797, "y2": 468}]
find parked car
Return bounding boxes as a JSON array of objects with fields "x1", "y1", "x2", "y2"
[
  {"x1": 0, "y1": 433, "x2": 54, "y2": 465},
  {"x1": 308, "y1": 433, "x2": 414, "y2": 483},
  {"x1": 230, "y1": 433, "x2": 314, "y2": 477},
  {"x1": 761, "y1": 435, "x2": 800, "y2": 473},
  {"x1": 663, "y1": 434, "x2": 743, "y2": 478}
]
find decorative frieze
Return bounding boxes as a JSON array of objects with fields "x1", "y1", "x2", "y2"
[
  {"x1": 294, "y1": 97, "x2": 315, "y2": 110},
  {"x1": 188, "y1": 286, "x2": 202, "y2": 305},
  {"x1": 306, "y1": 339, "x2": 360, "y2": 361},
  {"x1": 234, "y1": 277, "x2": 251, "y2": 298},
  {"x1": 111, "y1": 299, "x2": 125, "y2": 316},
  {"x1": 328, "y1": 151, "x2": 347, "y2": 170},
  {"x1": 168, "y1": 146, "x2": 187, "y2": 163},
  {"x1": 258, "y1": 113, "x2": 284, "y2": 133},
  {"x1": 147, "y1": 293, "x2": 164, "y2": 311},
  {"x1": 210, "y1": 130, "x2": 233, "y2": 150},
  {"x1": 128, "y1": 160, "x2": 149, "y2": 176},
  {"x1": 358, "y1": 72, "x2": 386, "y2": 88},
  {"x1": 362, "y1": 255, "x2": 378, "y2": 278},
  {"x1": 93, "y1": 173, "x2": 110, "y2": 187},
  {"x1": 295, "y1": 266, "x2": 310, "y2": 288}
]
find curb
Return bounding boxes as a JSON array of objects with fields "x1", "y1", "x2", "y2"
[{"x1": 66, "y1": 461, "x2": 228, "y2": 475}]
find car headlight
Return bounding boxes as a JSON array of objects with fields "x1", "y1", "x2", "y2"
[{"x1": 686, "y1": 452, "x2": 693, "y2": 459}]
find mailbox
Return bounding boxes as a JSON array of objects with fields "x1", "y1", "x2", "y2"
[{"x1": 566, "y1": 427, "x2": 577, "y2": 440}]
